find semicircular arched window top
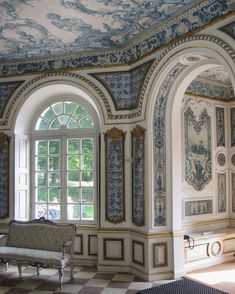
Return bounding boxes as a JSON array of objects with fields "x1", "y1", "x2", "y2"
[{"x1": 35, "y1": 101, "x2": 94, "y2": 130}]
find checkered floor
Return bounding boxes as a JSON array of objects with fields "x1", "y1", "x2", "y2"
[{"x1": 0, "y1": 265, "x2": 166, "y2": 294}]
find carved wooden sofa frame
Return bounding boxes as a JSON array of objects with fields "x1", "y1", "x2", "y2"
[{"x1": 0, "y1": 217, "x2": 76, "y2": 290}]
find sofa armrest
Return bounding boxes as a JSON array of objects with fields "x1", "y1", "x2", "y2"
[
  {"x1": 0, "y1": 234, "x2": 8, "y2": 246},
  {"x1": 62, "y1": 240, "x2": 73, "y2": 259}
]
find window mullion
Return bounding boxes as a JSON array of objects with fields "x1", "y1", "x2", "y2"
[{"x1": 61, "y1": 135, "x2": 67, "y2": 222}]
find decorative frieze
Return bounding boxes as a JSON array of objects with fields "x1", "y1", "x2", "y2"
[{"x1": 184, "y1": 199, "x2": 213, "y2": 216}]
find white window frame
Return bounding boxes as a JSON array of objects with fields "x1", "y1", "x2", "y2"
[{"x1": 30, "y1": 98, "x2": 99, "y2": 225}]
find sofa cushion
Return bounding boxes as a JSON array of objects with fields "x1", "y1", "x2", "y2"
[{"x1": 0, "y1": 246, "x2": 70, "y2": 266}]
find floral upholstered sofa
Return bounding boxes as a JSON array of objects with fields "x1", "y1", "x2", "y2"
[{"x1": 0, "y1": 217, "x2": 76, "y2": 289}]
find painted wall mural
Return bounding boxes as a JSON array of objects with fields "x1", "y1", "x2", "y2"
[
  {"x1": 93, "y1": 62, "x2": 152, "y2": 110},
  {"x1": 185, "y1": 199, "x2": 213, "y2": 216},
  {"x1": 153, "y1": 63, "x2": 187, "y2": 226},
  {"x1": 104, "y1": 127, "x2": 126, "y2": 224},
  {"x1": 184, "y1": 106, "x2": 212, "y2": 191},
  {"x1": 230, "y1": 107, "x2": 235, "y2": 147},
  {"x1": 0, "y1": 1, "x2": 229, "y2": 75},
  {"x1": 217, "y1": 173, "x2": 226, "y2": 213},
  {"x1": 132, "y1": 125, "x2": 145, "y2": 227},
  {"x1": 186, "y1": 79, "x2": 234, "y2": 100},
  {"x1": 216, "y1": 107, "x2": 225, "y2": 147},
  {"x1": 0, "y1": 132, "x2": 10, "y2": 219}
]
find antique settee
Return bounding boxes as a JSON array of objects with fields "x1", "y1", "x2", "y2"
[{"x1": 0, "y1": 217, "x2": 76, "y2": 289}]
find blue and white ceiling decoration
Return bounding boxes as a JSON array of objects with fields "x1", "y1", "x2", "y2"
[
  {"x1": 187, "y1": 65, "x2": 234, "y2": 100},
  {"x1": 0, "y1": 0, "x2": 231, "y2": 75}
]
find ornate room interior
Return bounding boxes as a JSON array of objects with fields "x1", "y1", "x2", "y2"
[{"x1": 0, "y1": 0, "x2": 235, "y2": 287}]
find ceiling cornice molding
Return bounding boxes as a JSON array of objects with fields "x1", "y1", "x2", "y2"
[{"x1": 0, "y1": 0, "x2": 230, "y2": 76}]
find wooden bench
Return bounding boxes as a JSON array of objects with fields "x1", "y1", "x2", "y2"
[{"x1": 0, "y1": 217, "x2": 76, "y2": 289}]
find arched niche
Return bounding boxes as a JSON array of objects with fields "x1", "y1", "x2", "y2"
[{"x1": 144, "y1": 36, "x2": 235, "y2": 278}]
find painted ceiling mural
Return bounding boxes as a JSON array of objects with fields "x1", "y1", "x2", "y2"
[{"x1": 0, "y1": 0, "x2": 230, "y2": 64}]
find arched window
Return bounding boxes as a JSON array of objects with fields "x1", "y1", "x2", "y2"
[
  {"x1": 28, "y1": 99, "x2": 98, "y2": 224},
  {"x1": 15, "y1": 97, "x2": 99, "y2": 223}
]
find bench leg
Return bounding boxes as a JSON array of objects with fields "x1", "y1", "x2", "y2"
[
  {"x1": 58, "y1": 267, "x2": 64, "y2": 290},
  {"x1": 18, "y1": 264, "x2": 22, "y2": 279}
]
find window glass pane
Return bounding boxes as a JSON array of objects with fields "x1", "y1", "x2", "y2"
[
  {"x1": 80, "y1": 116, "x2": 94, "y2": 128},
  {"x1": 49, "y1": 157, "x2": 60, "y2": 171},
  {"x1": 81, "y1": 155, "x2": 94, "y2": 170},
  {"x1": 49, "y1": 141, "x2": 60, "y2": 154},
  {"x1": 58, "y1": 114, "x2": 70, "y2": 125},
  {"x1": 36, "y1": 156, "x2": 47, "y2": 171},
  {"x1": 37, "y1": 118, "x2": 49, "y2": 130},
  {"x1": 67, "y1": 171, "x2": 80, "y2": 187},
  {"x1": 68, "y1": 155, "x2": 80, "y2": 169},
  {"x1": 82, "y1": 138, "x2": 94, "y2": 153},
  {"x1": 49, "y1": 188, "x2": 60, "y2": 203},
  {"x1": 68, "y1": 139, "x2": 80, "y2": 154},
  {"x1": 36, "y1": 172, "x2": 47, "y2": 186},
  {"x1": 43, "y1": 107, "x2": 56, "y2": 121},
  {"x1": 81, "y1": 205, "x2": 94, "y2": 220},
  {"x1": 65, "y1": 101, "x2": 76, "y2": 114},
  {"x1": 52, "y1": 102, "x2": 63, "y2": 115},
  {"x1": 68, "y1": 118, "x2": 78, "y2": 129},
  {"x1": 35, "y1": 188, "x2": 47, "y2": 203},
  {"x1": 36, "y1": 204, "x2": 47, "y2": 218},
  {"x1": 50, "y1": 118, "x2": 61, "y2": 130},
  {"x1": 36, "y1": 141, "x2": 47, "y2": 155},
  {"x1": 67, "y1": 204, "x2": 80, "y2": 220},
  {"x1": 48, "y1": 172, "x2": 60, "y2": 186},
  {"x1": 82, "y1": 188, "x2": 94, "y2": 203},
  {"x1": 67, "y1": 188, "x2": 80, "y2": 203},
  {"x1": 81, "y1": 171, "x2": 93, "y2": 186},
  {"x1": 73, "y1": 105, "x2": 88, "y2": 120},
  {"x1": 48, "y1": 204, "x2": 60, "y2": 220}
]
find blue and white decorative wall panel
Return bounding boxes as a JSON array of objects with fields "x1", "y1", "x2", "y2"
[
  {"x1": 104, "y1": 127, "x2": 126, "y2": 224},
  {"x1": 185, "y1": 199, "x2": 213, "y2": 216},
  {"x1": 217, "y1": 173, "x2": 226, "y2": 213},
  {"x1": 216, "y1": 107, "x2": 225, "y2": 147},
  {"x1": 0, "y1": 132, "x2": 10, "y2": 219},
  {"x1": 186, "y1": 79, "x2": 234, "y2": 100},
  {"x1": 153, "y1": 63, "x2": 187, "y2": 226},
  {"x1": 230, "y1": 108, "x2": 235, "y2": 147},
  {"x1": 0, "y1": 82, "x2": 23, "y2": 116},
  {"x1": 184, "y1": 106, "x2": 212, "y2": 191},
  {"x1": 132, "y1": 125, "x2": 145, "y2": 227},
  {"x1": 93, "y1": 62, "x2": 151, "y2": 110}
]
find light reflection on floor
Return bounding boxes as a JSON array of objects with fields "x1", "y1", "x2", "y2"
[{"x1": 186, "y1": 261, "x2": 235, "y2": 293}]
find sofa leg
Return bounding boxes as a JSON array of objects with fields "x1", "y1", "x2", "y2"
[
  {"x1": 58, "y1": 267, "x2": 64, "y2": 290},
  {"x1": 18, "y1": 264, "x2": 22, "y2": 279},
  {"x1": 70, "y1": 263, "x2": 74, "y2": 280},
  {"x1": 36, "y1": 265, "x2": 40, "y2": 275}
]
